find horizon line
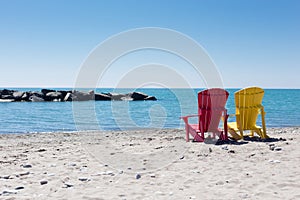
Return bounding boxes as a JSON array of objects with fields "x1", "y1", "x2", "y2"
[{"x1": 1, "y1": 86, "x2": 299, "y2": 90}]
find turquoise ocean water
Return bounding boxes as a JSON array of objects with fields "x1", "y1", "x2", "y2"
[{"x1": 0, "y1": 88, "x2": 299, "y2": 134}]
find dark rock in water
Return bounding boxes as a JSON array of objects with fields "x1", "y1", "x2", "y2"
[
  {"x1": 13, "y1": 91, "x2": 24, "y2": 101},
  {"x1": 41, "y1": 89, "x2": 56, "y2": 95},
  {"x1": 45, "y1": 92, "x2": 63, "y2": 101},
  {"x1": 30, "y1": 92, "x2": 44, "y2": 98},
  {"x1": 144, "y1": 96, "x2": 157, "y2": 101},
  {"x1": 57, "y1": 90, "x2": 70, "y2": 100},
  {"x1": 95, "y1": 93, "x2": 111, "y2": 101},
  {"x1": 21, "y1": 92, "x2": 30, "y2": 101},
  {"x1": 88, "y1": 90, "x2": 95, "y2": 95},
  {"x1": 0, "y1": 89, "x2": 15, "y2": 95},
  {"x1": 1, "y1": 94, "x2": 14, "y2": 99},
  {"x1": 106, "y1": 93, "x2": 128, "y2": 101},
  {"x1": 63, "y1": 92, "x2": 73, "y2": 101},
  {"x1": 130, "y1": 92, "x2": 148, "y2": 100},
  {"x1": 104, "y1": 92, "x2": 156, "y2": 101},
  {"x1": 72, "y1": 91, "x2": 94, "y2": 101},
  {"x1": 13, "y1": 91, "x2": 25, "y2": 101},
  {"x1": 29, "y1": 95, "x2": 45, "y2": 102}
]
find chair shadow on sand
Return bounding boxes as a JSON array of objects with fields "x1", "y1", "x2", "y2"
[{"x1": 210, "y1": 135, "x2": 287, "y2": 146}]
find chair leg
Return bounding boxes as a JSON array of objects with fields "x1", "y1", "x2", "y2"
[
  {"x1": 187, "y1": 126, "x2": 204, "y2": 142},
  {"x1": 224, "y1": 119, "x2": 228, "y2": 140},
  {"x1": 256, "y1": 129, "x2": 263, "y2": 139},
  {"x1": 185, "y1": 124, "x2": 190, "y2": 142},
  {"x1": 221, "y1": 131, "x2": 228, "y2": 140},
  {"x1": 219, "y1": 131, "x2": 223, "y2": 140},
  {"x1": 261, "y1": 108, "x2": 268, "y2": 139},
  {"x1": 224, "y1": 130, "x2": 228, "y2": 140},
  {"x1": 222, "y1": 113, "x2": 229, "y2": 141},
  {"x1": 201, "y1": 131, "x2": 204, "y2": 139},
  {"x1": 258, "y1": 128, "x2": 268, "y2": 139},
  {"x1": 194, "y1": 133, "x2": 204, "y2": 142},
  {"x1": 228, "y1": 129, "x2": 242, "y2": 140},
  {"x1": 240, "y1": 129, "x2": 244, "y2": 140}
]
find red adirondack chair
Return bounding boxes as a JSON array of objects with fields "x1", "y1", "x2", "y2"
[{"x1": 181, "y1": 88, "x2": 229, "y2": 142}]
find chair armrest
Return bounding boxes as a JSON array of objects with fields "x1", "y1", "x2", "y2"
[
  {"x1": 220, "y1": 109, "x2": 228, "y2": 121},
  {"x1": 259, "y1": 106, "x2": 266, "y2": 115},
  {"x1": 180, "y1": 114, "x2": 201, "y2": 124},
  {"x1": 180, "y1": 114, "x2": 200, "y2": 119}
]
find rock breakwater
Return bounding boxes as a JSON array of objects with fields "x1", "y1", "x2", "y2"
[{"x1": 0, "y1": 89, "x2": 157, "y2": 102}]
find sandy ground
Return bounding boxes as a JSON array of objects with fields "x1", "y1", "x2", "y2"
[{"x1": 0, "y1": 128, "x2": 299, "y2": 200}]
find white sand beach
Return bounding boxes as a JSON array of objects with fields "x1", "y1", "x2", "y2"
[{"x1": 0, "y1": 128, "x2": 299, "y2": 200}]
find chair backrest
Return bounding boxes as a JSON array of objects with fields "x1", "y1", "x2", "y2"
[
  {"x1": 198, "y1": 88, "x2": 229, "y2": 132},
  {"x1": 234, "y1": 87, "x2": 264, "y2": 130}
]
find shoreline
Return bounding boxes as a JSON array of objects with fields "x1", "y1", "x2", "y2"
[
  {"x1": 0, "y1": 127, "x2": 299, "y2": 199},
  {"x1": 0, "y1": 126, "x2": 299, "y2": 136},
  {"x1": 0, "y1": 127, "x2": 182, "y2": 136}
]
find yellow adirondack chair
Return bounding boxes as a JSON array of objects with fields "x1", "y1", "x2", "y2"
[{"x1": 228, "y1": 87, "x2": 269, "y2": 140}]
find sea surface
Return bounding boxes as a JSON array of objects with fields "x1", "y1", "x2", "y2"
[{"x1": 0, "y1": 88, "x2": 299, "y2": 134}]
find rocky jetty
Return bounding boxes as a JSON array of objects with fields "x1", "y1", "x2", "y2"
[{"x1": 0, "y1": 89, "x2": 157, "y2": 102}]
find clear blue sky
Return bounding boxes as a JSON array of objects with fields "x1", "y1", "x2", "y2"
[{"x1": 0, "y1": 0, "x2": 299, "y2": 88}]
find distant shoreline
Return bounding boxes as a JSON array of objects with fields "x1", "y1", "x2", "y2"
[
  {"x1": 1, "y1": 87, "x2": 300, "y2": 90},
  {"x1": 0, "y1": 127, "x2": 299, "y2": 136}
]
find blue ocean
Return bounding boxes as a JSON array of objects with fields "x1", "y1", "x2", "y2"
[{"x1": 0, "y1": 88, "x2": 299, "y2": 134}]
